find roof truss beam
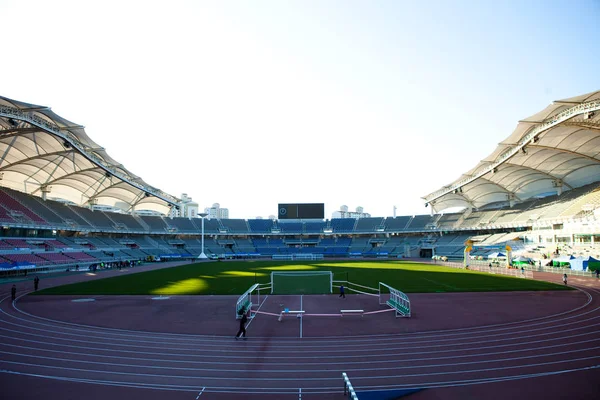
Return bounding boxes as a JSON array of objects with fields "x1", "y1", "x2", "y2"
[{"x1": 424, "y1": 99, "x2": 600, "y2": 203}]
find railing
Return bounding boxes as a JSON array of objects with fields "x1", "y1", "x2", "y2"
[
  {"x1": 437, "y1": 259, "x2": 534, "y2": 278},
  {"x1": 342, "y1": 372, "x2": 359, "y2": 400},
  {"x1": 539, "y1": 266, "x2": 597, "y2": 278}
]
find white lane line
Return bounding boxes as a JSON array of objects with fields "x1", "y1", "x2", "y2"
[
  {"x1": 1, "y1": 354, "x2": 600, "y2": 382},
  {"x1": 195, "y1": 386, "x2": 205, "y2": 398},
  {"x1": 1, "y1": 289, "x2": 599, "y2": 353},
  {"x1": 2, "y1": 286, "x2": 597, "y2": 344},
  {"x1": 300, "y1": 295, "x2": 303, "y2": 339},
  {"x1": 299, "y1": 387, "x2": 301, "y2": 399},
  {"x1": 2, "y1": 336, "x2": 600, "y2": 370},
  {"x1": 3, "y1": 288, "x2": 596, "y2": 343},
  {"x1": 1, "y1": 344, "x2": 599, "y2": 374},
  {"x1": 0, "y1": 369, "x2": 330, "y2": 393},
  {"x1": 1, "y1": 364, "x2": 599, "y2": 393},
  {"x1": 3, "y1": 310, "x2": 600, "y2": 356},
  {"x1": 2, "y1": 310, "x2": 600, "y2": 354}
]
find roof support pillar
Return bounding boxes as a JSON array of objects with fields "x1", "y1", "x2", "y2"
[
  {"x1": 553, "y1": 179, "x2": 563, "y2": 196},
  {"x1": 40, "y1": 185, "x2": 51, "y2": 201},
  {"x1": 508, "y1": 193, "x2": 516, "y2": 208}
]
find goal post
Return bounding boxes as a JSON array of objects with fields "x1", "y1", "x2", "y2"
[
  {"x1": 379, "y1": 282, "x2": 411, "y2": 318},
  {"x1": 271, "y1": 271, "x2": 333, "y2": 294},
  {"x1": 235, "y1": 283, "x2": 259, "y2": 319}
]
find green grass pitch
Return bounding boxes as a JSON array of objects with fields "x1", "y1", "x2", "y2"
[{"x1": 35, "y1": 260, "x2": 570, "y2": 296}]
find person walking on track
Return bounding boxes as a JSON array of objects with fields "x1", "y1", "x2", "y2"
[
  {"x1": 11, "y1": 284, "x2": 16, "y2": 301},
  {"x1": 339, "y1": 284, "x2": 346, "y2": 298},
  {"x1": 563, "y1": 273, "x2": 568, "y2": 285},
  {"x1": 235, "y1": 310, "x2": 248, "y2": 340},
  {"x1": 34, "y1": 276, "x2": 40, "y2": 291}
]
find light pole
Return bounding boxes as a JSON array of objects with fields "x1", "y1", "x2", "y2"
[{"x1": 198, "y1": 213, "x2": 208, "y2": 259}]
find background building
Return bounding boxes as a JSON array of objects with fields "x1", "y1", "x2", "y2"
[
  {"x1": 170, "y1": 193, "x2": 198, "y2": 218},
  {"x1": 204, "y1": 203, "x2": 229, "y2": 219},
  {"x1": 332, "y1": 205, "x2": 371, "y2": 219}
]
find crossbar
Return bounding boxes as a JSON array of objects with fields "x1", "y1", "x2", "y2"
[{"x1": 341, "y1": 309, "x2": 364, "y2": 316}]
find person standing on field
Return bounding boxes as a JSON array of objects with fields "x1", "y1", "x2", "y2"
[{"x1": 235, "y1": 310, "x2": 248, "y2": 340}]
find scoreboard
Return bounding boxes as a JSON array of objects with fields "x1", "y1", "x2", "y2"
[{"x1": 278, "y1": 203, "x2": 324, "y2": 220}]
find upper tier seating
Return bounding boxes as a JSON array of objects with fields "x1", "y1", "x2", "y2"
[
  {"x1": 354, "y1": 217, "x2": 385, "y2": 232},
  {"x1": 384, "y1": 216, "x2": 412, "y2": 231},
  {"x1": 436, "y1": 213, "x2": 461, "y2": 230},
  {"x1": 72, "y1": 207, "x2": 115, "y2": 230},
  {"x1": 278, "y1": 221, "x2": 303, "y2": 233},
  {"x1": 41, "y1": 201, "x2": 93, "y2": 229},
  {"x1": 139, "y1": 215, "x2": 168, "y2": 231},
  {"x1": 4, "y1": 188, "x2": 65, "y2": 225},
  {"x1": 220, "y1": 219, "x2": 250, "y2": 233},
  {"x1": 304, "y1": 221, "x2": 326, "y2": 233},
  {"x1": 330, "y1": 218, "x2": 356, "y2": 233},
  {"x1": 0, "y1": 188, "x2": 47, "y2": 224},
  {"x1": 105, "y1": 212, "x2": 146, "y2": 231},
  {"x1": 406, "y1": 215, "x2": 435, "y2": 230},
  {"x1": 0, "y1": 204, "x2": 15, "y2": 224},
  {"x1": 248, "y1": 219, "x2": 273, "y2": 233},
  {"x1": 168, "y1": 217, "x2": 198, "y2": 233},
  {"x1": 194, "y1": 218, "x2": 220, "y2": 234}
]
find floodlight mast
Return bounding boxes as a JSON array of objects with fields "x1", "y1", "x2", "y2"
[{"x1": 198, "y1": 213, "x2": 208, "y2": 259}]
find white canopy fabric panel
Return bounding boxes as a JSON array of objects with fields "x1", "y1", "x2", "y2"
[
  {"x1": 423, "y1": 90, "x2": 600, "y2": 212},
  {"x1": 0, "y1": 96, "x2": 180, "y2": 214}
]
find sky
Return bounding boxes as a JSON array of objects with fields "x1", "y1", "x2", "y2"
[{"x1": 2, "y1": 0, "x2": 600, "y2": 219}]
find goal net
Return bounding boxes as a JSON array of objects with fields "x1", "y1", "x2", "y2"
[{"x1": 271, "y1": 271, "x2": 333, "y2": 294}]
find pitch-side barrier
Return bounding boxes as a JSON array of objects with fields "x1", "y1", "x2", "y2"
[
  {"x1": 439, "y1": 260, "x2": 533, "y2": 278},
  {"x1": 342, "y1": 372, "x2": 359, "y2": 400}
]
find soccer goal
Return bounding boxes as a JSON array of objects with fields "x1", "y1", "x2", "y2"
[
  {"x1": 379, "y1": 282, "x2": 411, "y2": 318},
  {"x1": 235, "y1": 283, "x2": 259, "y2": 319},
  {"x1": 271, "y1": 271, "x2": 333, "y2": 294}
]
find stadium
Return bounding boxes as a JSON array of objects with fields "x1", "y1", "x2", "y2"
[{"x1": 1, "y1": 91, "x2": 600, "y2": 399}]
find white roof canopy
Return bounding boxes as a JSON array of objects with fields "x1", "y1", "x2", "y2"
[
  {"x1": 0, "y1": 96, "x2": 180, "y2": 214},
  {"x1": 423, "y1": 90, "x2": 600, "y2": 212}
]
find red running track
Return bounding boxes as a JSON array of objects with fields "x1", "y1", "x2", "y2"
[{"x1": 1, "y1": 265, "x2": 600, "y2": 400}]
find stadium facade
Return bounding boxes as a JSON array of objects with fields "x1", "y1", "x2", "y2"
[{"x1": 0, "y1": 92, "x2": 599, "y2": 273}]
